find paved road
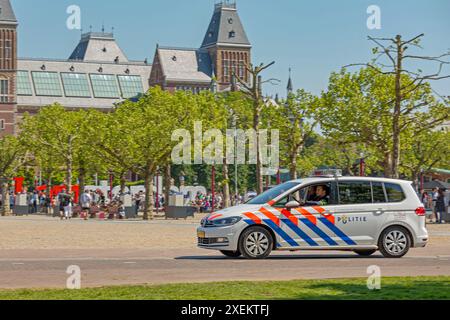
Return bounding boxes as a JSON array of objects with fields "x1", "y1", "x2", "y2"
[
  {"x1": 1, "y1": 246, "x2": 449, "y2": 289},
  {"x1": 0, "y1": 216, "x2": 449, "y2": 289}
]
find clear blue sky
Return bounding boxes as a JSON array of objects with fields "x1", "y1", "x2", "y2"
[{"x1": 12, "y1": 0, "x2": 450, "y2": 98}]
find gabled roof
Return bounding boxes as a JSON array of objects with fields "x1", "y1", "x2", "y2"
[
  {"x1": 69, "y1": 32, "x2": 128, "y2": 63},
  {"x1": 0, "y1": 0, "x2": 17, "y2": 24},
  {"x1": 157, "y1": 47, "x2": 213, "y2": 83},
  {"x1": 201, "y1": 2, "x2": 251, "y2": 49}
]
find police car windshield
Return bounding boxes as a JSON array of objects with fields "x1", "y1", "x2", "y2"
[{"x1": 247, "y1": 182, "x2": 300, "y2": 205}]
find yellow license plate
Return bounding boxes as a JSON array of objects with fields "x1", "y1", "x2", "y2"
[{"x1": 197, "y1": 231, "x2": 206, "y2": 238}]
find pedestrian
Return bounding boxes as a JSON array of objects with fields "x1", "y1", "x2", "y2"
[
  {"x1": 421, "y1": 191, "x2": 429, "y2": 209},
  {"x1": 80, "y1": 190, "x2": 92, "y2": 220},
  {"x1": 27, "y1": 192, "x2": 34, "y2": 215},
  {"x1": 134, "y1": 191, "x2": 143, "y2": 215},
  {"x1": 435, "y1": 189, "x2": 447, "y2": 224},
  {"x1": 118, "y1": 201, "x2": 126, "y2": 219},
  {"x1": 9, "y1": 192, "x2": 15, "y2": 211},
  {"x1": 432, "y1": 187, "x2": 439, "y2": 221},
  {"x1": 58, "y1": 189, "x2": 72, "y2": 220}
]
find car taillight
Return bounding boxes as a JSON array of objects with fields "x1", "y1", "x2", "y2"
[{"x1": 415, "y1": 207, "x2": 426, "y2": 216}]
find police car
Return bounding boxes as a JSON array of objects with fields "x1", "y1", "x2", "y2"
[{"x1": 197, "y1": 176, "x2": 429, "y2": 259}]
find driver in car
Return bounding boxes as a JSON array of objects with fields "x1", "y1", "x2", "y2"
[{"x1": 302, "y1": 185, "x2": 330, "y2": 206}]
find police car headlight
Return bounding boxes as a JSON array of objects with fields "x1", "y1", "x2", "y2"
[{"x1": 211, "y1": 217, "x2": 242, "y2": 227}]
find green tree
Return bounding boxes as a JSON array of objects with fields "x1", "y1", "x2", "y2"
[
  {"x1": 346, "y1": 34, "x2": 450, "y2": 178},
  {"x1": 0, "y1": 136, "x2": 29, "y2": 216},
  {"x1": 92, "y1": 87, "x2": 199, "y2": 220},
  {"x1": 319, "y1": 67, "x2": 449, "y2": 178},
  {"x1": 401, "y1": 127, "x2": 450, "y2": 186},
  {"x1": 266, "y1": 89, "x2": 319, "y2": 179}
]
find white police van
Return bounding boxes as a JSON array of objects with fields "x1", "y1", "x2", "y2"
[{"x1": 197, "y1": 177, "x2": 428, "y2": 259}]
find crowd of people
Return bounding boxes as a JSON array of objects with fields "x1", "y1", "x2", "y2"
[
  {"x1": 421, "y1": 188, "x2": 449, "y2": 224},
  {"x1": 189, "y1": 192, "x2": 245, "y2": 213},
  {"x1": 2, "y1": 184, "x2": 448, "y2": 223}
]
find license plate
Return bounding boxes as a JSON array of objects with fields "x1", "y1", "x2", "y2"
[{"x1": 197, "y1": 231, "x2": 206, "y2": 238}]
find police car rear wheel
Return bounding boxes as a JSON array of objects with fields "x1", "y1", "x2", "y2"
[
  {"x1": 220, "y1": 250, "x2": 242, "y2": 258},
  {"x1": 354, "y1": 249, "x2": 377, "y2": 256},
  {"x1": 379, "y1": 226, "x2": 411, "y2": 258},
  {"x1": 239, "y1": 226, "x2": 273, "y2": 259}
]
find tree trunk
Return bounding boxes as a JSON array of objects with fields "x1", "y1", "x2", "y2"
[
  {"x1": 222, "y1": 159, "x2": 230, "y2": 208},
  {"x1": 1, "y1": 180, "x2": 11, "y2": 216},
  {"x1": 383, "y1": 152, "x2": 393, "y2": 178},
  {"x1": 164, "y1": 164, "x2": 171, "y2": 212},
  {"x1": 289, "y1": 148, "x2": 299, "y2": 180},
  {"x1": 66, "y1": 136, "x2": 74, "y2": 193},
  {"x1": 120, "y1": 173, "x2": 126, "y2": 194},
  {"x1": 67, "y1": 158, "x2": 73, "y2": 193},
  {"x1": 143, "y1": 170, "x2": 154, "y2": 221},
  {"x1": 46, "y1": 175, "x2": 52, "y2": 216},
  {"x1": 78, "y1": 165, "x2": 86, "y2": 205},
  {"x1": 391, "y1": 35, "x2": 403, "y2": 179}
]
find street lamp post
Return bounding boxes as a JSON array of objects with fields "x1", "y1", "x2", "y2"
[
  {"x1": 155, "y1": 169, "x2": 160, "y2": 214},
  {"x1": 233, "y1": 115, "x2": 238, "y2": 205},
  {"x1": 109, "y1": 171, "x2": 114, "y2": 201},
  {"x1": 211, "y1": 165, "x2": 216, "y2": 213}
]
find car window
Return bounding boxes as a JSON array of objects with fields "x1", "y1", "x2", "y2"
[
  {"x1": 273, "y1": 188, "x2": 306, "y2": 208},
  {"x1": 385, "y1": 183, "x2": 406, "y2": 203},
  {"x1": 247, "y1": 182, "x2": 300, "y2": 205},
  {"x1": 303, "y1": 182, "x2": 336, "y2": 206},
  {"x1": 338, "y1": 181, "x2": 372, "y2": 205},
  {"x1": 372, "y1": 182, "x2": 386, "y2": 203}
]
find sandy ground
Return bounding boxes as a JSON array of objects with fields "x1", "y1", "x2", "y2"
[{"x1": 0, "y1": 215, "x2": 205, "y2": 250}]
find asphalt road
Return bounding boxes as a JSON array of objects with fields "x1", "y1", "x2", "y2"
[{"x1": 1, "y1": 244, "x2": 449, "y2": 289}]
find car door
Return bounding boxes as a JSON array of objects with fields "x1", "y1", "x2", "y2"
[
  {"x1": 273, "y1": 182, "x2": 342, "y2": 248},
  {"x1": 332, "y1": 180, "x2": 385, "y2": 246}
]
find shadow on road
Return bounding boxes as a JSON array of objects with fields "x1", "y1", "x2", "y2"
[{"x1": 175, "y1": 254, "x2": 384, "y2": 261}]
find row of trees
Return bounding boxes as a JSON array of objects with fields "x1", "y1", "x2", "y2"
[{"x1": 1, "y1": 34, "x2": 449, "y2": 218}]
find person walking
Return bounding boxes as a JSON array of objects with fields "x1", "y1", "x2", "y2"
[
  {"x1": 432, "y1": 187, "x2": 439, "y2": 222},
  {"x1": 435, "y1": 189, "x2": 447, "y2": 224},
  {"x1": 80, "y1": 190, "x2": 92, "y2": 221},
  {"x1": 58, "y1": 189, "x2": 72, "y2": 220},
  {"x1": 134, "y1": 192, "x2": 143, "y2": 215}
]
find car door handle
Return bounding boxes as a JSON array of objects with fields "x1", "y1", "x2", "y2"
[{"x1": 374, "y1": 209, "x2": 386, "y2": 215}]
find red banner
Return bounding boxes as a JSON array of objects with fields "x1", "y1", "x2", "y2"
[{"x1": 13, "y1": 177, "x2": 24, "y2": 194}]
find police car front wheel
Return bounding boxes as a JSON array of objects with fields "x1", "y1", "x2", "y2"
[{"x1": 239, "y1": 226, "x2": 273, "y2": 259}]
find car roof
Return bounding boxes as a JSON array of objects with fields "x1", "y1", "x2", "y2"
[{"x1": 291, "y1": 176, "x2": 413, "y2": 185}]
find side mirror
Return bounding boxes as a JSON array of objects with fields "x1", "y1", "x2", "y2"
[{"x1": 286, "y1": 201, "x2": 300, "y2": 210}]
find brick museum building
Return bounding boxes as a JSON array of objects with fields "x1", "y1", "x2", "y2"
[{"x1": 0, "y1": 0, "x2": 252, "y2": 136}]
